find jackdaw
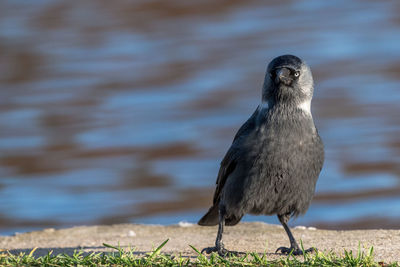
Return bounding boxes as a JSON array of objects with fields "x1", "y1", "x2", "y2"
[{"x1": 198, "y1": 55, "x2": 324, "y2": 256}]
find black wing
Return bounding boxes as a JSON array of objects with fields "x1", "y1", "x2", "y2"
[
  {"x1": 198, "y1": 107, "x2": 260, "y2": 225},
  {"x1": 212, "y1": 107, "x2": 259, "y2": 204}
]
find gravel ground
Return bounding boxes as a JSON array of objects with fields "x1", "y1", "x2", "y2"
[{"x1": 1, "y1": 222, "x2": 399, "y2": 262}]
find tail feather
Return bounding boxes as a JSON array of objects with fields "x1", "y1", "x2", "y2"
[
  {"x1": 198, "y1": 205, "x2": 219, "y2": 226},
  {"x1": 198, "y1": 205, "x2": 243, "y2": 226}
]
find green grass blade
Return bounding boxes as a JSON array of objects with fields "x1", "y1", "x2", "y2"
[
  {"x1": 103, "y1": 243, "x2": 120, "y2": 251},
  {"x1": 148, "y1": 238, "x2": 169, "y2": 260}
]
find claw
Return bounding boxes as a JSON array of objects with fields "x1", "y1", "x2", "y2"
[
  {"x1": 275, "y1": 246, "x2": 315, "y2": 255},
  {"x1": 200, "y1": 246, "x2": 238, "y2": 257},
  {"x1": 201, "y1": 246, "x2": 217, "y2": 254}
]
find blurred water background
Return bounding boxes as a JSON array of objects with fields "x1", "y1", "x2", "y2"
[{"x1": 1, "y1": 0, "x2": 400, "y2": 236}]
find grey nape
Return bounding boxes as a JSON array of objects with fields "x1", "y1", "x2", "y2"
[{"x1": 198, "y1": 55, "x2": 324, "y2": 257}]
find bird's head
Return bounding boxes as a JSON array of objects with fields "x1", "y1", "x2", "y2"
[{"x1": 262, "y1": 55, "x2": 314, "y2": 107}]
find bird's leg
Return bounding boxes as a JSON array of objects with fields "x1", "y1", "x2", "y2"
[
  {"x1": 201, "y1": 207, "x2": 236, "y2": 257},
  {"x1": 275, "y1": 214, "x2": 315, "y2": 255}
]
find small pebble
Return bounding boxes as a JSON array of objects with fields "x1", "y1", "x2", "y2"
[
  {"x1": 178, "y1": 221, "x2": 193, "y2": 227},
  {"x1": 128, "y1": 230, "x2": 136, "y2": 237}
]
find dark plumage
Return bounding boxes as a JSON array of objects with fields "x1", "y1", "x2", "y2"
[{"x1": 198, "y1": 55, "x2": 324, "y2": 256}]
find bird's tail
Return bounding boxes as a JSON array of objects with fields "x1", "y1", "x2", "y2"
[
  {"x1": 198, "y1": 205, "x2": 243, "y2": 226},
  {"x1": 198, "y1": 205, "x2": 219, "y2": 226}
]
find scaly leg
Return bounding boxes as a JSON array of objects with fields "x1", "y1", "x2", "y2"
[
  {"x1": 275, "y1": 214, "x2": 315, "y2": 255},
  {"x1": 201, "y1": 207, "x2": 236, "y2": 257}
]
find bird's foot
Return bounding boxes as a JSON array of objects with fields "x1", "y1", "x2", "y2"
[
  {"x1": 201, "y1": 246, "x2": 238, "y2": 257},
  {"x1": 275, "y1": 246, "x2": 315, "y2": 255}
]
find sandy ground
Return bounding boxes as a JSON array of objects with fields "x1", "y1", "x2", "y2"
[{"x1": 1, "y1": 222, "x2": 399, "y2": 263}]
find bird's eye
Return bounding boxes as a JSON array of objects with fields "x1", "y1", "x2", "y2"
[{"x1": 294, "y1": 71, "x2": 300, "y2": 77}]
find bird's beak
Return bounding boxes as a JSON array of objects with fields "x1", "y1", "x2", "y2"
[{"x1": 275, "y1": 67, "x2": 292, "y2": 85}]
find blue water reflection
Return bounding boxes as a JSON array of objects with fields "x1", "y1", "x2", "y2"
[{"x1": 1, "y1": 0, "x2": 400, "y2": 235}]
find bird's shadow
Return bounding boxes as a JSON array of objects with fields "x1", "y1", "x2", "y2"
[
  {"x1": 3, "y1": 246, "x2": 148, "y2": 258},
  {"x1": 200, "y1": 249, "x2": 295, "y2": 259},
  {"x1": 4, "y1": 247, "x2": 294, "y2": 260}
]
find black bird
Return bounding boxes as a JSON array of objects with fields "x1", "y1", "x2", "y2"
[{"x1": 198, "y1": 55, "x2": 324, "y2": 256}]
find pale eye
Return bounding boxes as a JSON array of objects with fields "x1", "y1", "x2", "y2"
[{"x1": 294, "y1": 71, "x2": 300, "y2": 77}]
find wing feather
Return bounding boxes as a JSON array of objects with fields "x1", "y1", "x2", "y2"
[{"x1": 212, "y1": 107, "x2": 259, "y2": 204}]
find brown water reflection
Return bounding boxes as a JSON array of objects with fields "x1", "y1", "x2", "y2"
[{"x1": 1, "y1": 0, "x2": 400, "y2": 235}]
